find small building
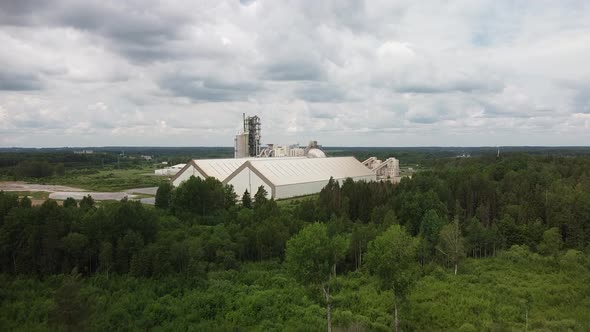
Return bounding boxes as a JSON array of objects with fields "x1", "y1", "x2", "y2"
[{"x1": 155, "y1": 163, "x2": 186, "y2": 176}]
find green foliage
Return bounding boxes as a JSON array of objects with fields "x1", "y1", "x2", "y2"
[
  {"x1": 62, "y1": 197, "x2": 77, "y2": 208},
  {"x1": 242, "y1": 189, "x2": 252, "y2": 209},
  {"x1": 79, "y1": 194, "x2": 95, "y2": 210},
  {"x1": 539, "y1": 227, "x2": 563, "y2": 256},
  {"x1": 19, "y1": 196, "x2": 32, "y2": 209},
  {"x1": 286, "y1": 223, "x2": 348, "y2": 286},
  {"x1": 170, "y1": 176, "x2": 229, "y2": 216},
  {"x1": 366, "y1": 224, "x2": 418, "y2": 297},
  {"x1": 50, "y1": 273, "x2": 90, "y2": 331},
  {"x1": 253, "y1": 185, "x2": 268, "y2": 209},
  {"x1": 155, "y1": 182, "x2": 173, "y2": 209},
  {"x1": 16, "y1": 160, "x2": 55, "y2": 178},
  {"x1": 2, "y1": 152, "x2": 590, "y2": 330},
  {"x1": 408, "y1": 255, "x2": 590, "y2": 331},
  {"x1": 437, "y1": 217, "x2": 466, "y2": 274}
]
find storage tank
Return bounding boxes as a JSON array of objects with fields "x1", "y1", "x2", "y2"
[{"x1": 234, "y1": 133, "x2": 249, "y2": 158}]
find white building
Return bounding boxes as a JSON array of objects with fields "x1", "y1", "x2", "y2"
[
  {"x1": 155, "y1": 163, "x2": 186, "y2": 176},
  {"x1": 224, "y1": 157, "x2": 375, "y2": 200},
  {"x1": 171, "y1": 156, "x2": 375, "y2": 200}
]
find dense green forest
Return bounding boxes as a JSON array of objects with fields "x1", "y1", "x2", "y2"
[{"x1": 1, "y1": 153, "x2": 590, "y2": 331}]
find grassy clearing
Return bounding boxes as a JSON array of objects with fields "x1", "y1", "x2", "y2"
[
  {"x1": 9, "y1": 191, "x2": 50, "y2": 200},
  {"x1": 406, "y1": 254, "x2": 590, "y2": 331},
  {"x1": 276, "y1": 194, "x2": 318, "y2": 206},
  {"x1": 32, "y1": 167, "x2": 167, "y2": 192}
]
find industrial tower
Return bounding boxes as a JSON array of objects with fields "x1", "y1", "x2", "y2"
[{"x1": 234, "y1": 113, "x2": 261, "y2": 158}]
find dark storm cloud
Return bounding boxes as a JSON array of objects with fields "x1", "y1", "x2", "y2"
[
  {"x1": 159, "y1": 75, "x2": 262, "y2": 102},
  {"x1": 0, "y1": 0, "x2": 51, "y2": 25},
  {"x1": 0, "y1": 71, "x2": 42, "y2": 91},
  {"x1": 396, "y1": 80, "x2": 504, "y2": 94},
  {"x1": 0, "y1": 0, "x2": 191, "y2": 63},
  {"x1": 295, "y1": 83, "x2": 347, "y2": 102},
  {"x1": 264, "y1": 60, "x2": 324, "y2": 81}
]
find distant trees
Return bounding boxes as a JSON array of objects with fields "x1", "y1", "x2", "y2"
[
  {"x1": 286, "y1": 223, "x2": 348, "y2": 332},
  {"x1": 15, "y1": 160, "x2": 54, "y2": 178},
  {"x1": 366, "y1": 224, "x2": 418, "y2": 332}
]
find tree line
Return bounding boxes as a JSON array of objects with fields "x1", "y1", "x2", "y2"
[{"x1": 0, "y1": 153, "x2": 589, "y2": 330}]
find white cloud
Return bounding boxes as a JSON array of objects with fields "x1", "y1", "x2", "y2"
[{"x1": 1, "y1": 0, "x2": 590, "y2": 147}]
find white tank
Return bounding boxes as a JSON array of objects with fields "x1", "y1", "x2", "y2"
[{"x1": 306, "y1": 148, "x2": 326, "y2": 158}]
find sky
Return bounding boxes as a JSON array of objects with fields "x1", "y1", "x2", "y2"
[{"x1": 1, "y1": 0, "x2": 590, "y2": 147}]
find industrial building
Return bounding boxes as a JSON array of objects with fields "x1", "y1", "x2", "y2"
[
  {"x1": 170, "y1": 114, "x2": 398, "y2": 199},
  {"x1": 234, "y1": 114, "x2": 261, "y2": 158},
  {"x1": 155, "y1": 163, "x2": 186, "y2": 176},
  {"x1": 224, "y1": 156, "x2": 375, "y2": 200},
  {"x1": 362, "y1": 157, "x2": 401, "y2": 183}
]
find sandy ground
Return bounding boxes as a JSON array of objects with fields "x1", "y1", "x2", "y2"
[
  {"x1": 48, "y1": 192, "x2": 133, "y2": 201},
  {"x1": 0, "y1": 181, "x2": 158, "y2": 204},
  {"x1": 125, "y1": 187, "x2": 158, "y2": 195},
  {"x1": 0, "y1": 181, "x2": 86, "y2": 192}
]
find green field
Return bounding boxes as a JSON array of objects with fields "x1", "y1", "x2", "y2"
[{"x1": 31, "y1": 167, "x2": 167, "y2": 192}]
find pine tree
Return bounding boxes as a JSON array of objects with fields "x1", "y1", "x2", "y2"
[{"x1": 242, "y1": 190, "x2": 252, "y2": 209}]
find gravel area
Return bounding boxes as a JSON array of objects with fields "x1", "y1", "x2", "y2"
[
  {"x1": 1, "y1": 181, "x2": 157, "y2": 204},
  {"x1": 125, "y1": 187, "x2": 158, "y2": 195},
  {"x1": 48, "y1": 192, "x2": 135, "y2": 201},
  {"x1": 0, "y1": 181, "x2": 85, "y2": 192}
]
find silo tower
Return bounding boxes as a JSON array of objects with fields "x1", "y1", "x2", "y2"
[{"x1": 234, "y1": 113, "x2": 262, "y2": 158}]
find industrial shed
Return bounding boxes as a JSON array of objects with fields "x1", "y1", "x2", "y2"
[
  {"x1": 171, "y1": 158, "x2": 249, "y2": 187},
  {"x1": 223, "y1": 157, "x2": 376, "y2": 200}
]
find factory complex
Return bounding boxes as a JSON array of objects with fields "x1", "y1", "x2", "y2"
[{"x1": 171, "y1": 114, "x2": 400, "y2": 200}]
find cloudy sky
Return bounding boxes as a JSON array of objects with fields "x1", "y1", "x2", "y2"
[{"x1": 1, "y1": 0, "x2": 590, "y2": 147}]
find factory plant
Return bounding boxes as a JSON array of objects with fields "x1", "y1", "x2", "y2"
[{"x1": 171, "y1": 114, "x2": 400, "y2": 199}]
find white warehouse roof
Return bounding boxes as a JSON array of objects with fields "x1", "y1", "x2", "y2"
[
  {"x1": 171, "y1": 158, "x2": 249, "y2": 186},
  {"x1": 171, "y1": 157, "x2": 305, "y2": 187},
  {"x1": 223, "y1": 156, "x2": 376, "y2": 200}
]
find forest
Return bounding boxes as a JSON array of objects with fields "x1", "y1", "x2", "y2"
[{"x1": 1, "y1": 153, "x2": 589, "y2": 331}]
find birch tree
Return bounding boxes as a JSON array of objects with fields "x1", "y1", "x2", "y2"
[
  {"x1": 285, "y1": 223, "x2": 348, "y2": 332},
  {"x1": 366, "y1": 224, "x2": 418, "y2": 332},
  {"x1": 437, "y1": 217, "x2": 465, "y2": 275}
]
